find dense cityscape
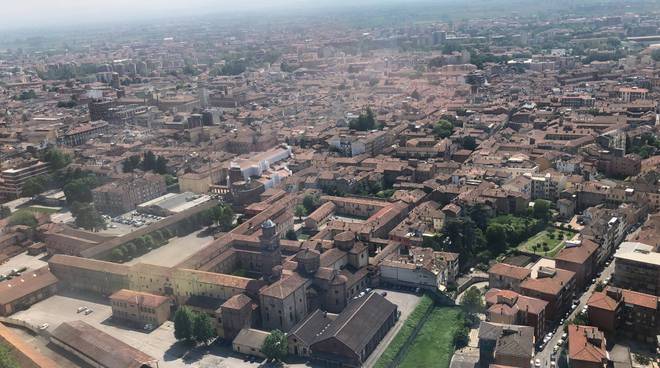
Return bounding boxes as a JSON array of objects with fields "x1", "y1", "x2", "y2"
[{"x1": 0, "y1": 0, "x2": 658, "y2": 367}]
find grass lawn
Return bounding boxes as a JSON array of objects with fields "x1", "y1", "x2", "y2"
[
  {"x1": 373, "y1": 295, "x2": 433, "y2": 368},
  {"x1": 398, "y1": 307, "x2": 463, "y2": 368},
  {"x1": 519, "y1": 228, "x2": 576, "y2": 258}
]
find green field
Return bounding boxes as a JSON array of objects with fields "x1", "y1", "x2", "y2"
[
  {"x1": 398, "y1": 307, "x2": 462, "y2": 368},
  {"x1": 519, "y1": 228, "x2": 575, "y2": 258},
  {"x1": 373, "y1": 295, "x2": 433, "y2": 368}
]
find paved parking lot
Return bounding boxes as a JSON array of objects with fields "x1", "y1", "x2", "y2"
[{"x1": 126, "y1": 229, "x2": 215, "y2": 267}]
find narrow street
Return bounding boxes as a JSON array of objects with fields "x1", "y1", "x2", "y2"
[{"x1": 534, "y1": 225, "x2": 641, "y2": 367}]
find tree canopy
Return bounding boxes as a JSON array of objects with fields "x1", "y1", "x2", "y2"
[
  {"x1": 433, "y1": 119, "x2": 454, "y2": 138},
  {"x1": 192, "y1": 313, "x2": 216, "y2": 345},
  {"x1": 71, "y1": 202, "x2": 106, "y2": 232},
  {"x1": 21, "y1": 176, "x2": 47, "y2": 197},
  {"x1": 462, "y1": 286, "x2": 485, "y2": 314},
  {"x1": 8, "y1": 211, "x2": 37, "y2": 228},
  {"x1": 349, "y1": 108, "x2": 377, "y2": 131},
  {"x1": 42, "y1": 148, "x2": 72, "y2": 170},
  {"x1": 122, "y1": 151, "x2": 168, "y2": 174},
  {"x1": 462, "y1": 136, "x2": 478, "y2": 150},
  {"x1": 294, "y1": 204, "x2": 307, "y2": 220},
  {"x1": 174, "y1": 307, "x2": 194, "y2": 342},
  {"x1": 532, "y1": 199, "x2": 552, "y2": 222},
  {"x1": 302, "y1": 194, "x2": 321, "y2": 213},
  {"x1": 261, "y1": 329, "x2": 288, "y2": 361},
  {"x1": 212, "y1": 204, "x2": 234, "y2": 231},
  {"x1": 63, "y1": 175, "x2": 98, "y2": 204}
]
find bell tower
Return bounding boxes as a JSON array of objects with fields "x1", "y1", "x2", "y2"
[{"x1": 260, "y1": 219, "x2": 281, "y2": 279}]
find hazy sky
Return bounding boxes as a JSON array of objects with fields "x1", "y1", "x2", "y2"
[{"x1": 2, "y1": 0, "x2": 389, "y2": 30}]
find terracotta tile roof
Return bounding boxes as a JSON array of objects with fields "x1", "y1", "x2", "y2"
[
  {"x1": 485, "y1": 288, "x2": 548, "y2": 315},
  {"x1": 619, "y1": 288, "x2": 658, "y2": 310},
  {"x1": 586, "y1": 292, "x2": 618, "y2": 312},
  {"x1": 260, "y1": 273, "x2": 307, "y2": 299},
  {"x1": 488, "y1": 263, "x2": 531, "y2": 281},
  {"x1": 109, "y1": 289, "x2": 169, "y2": 309},
  {"x1": 521, "y1": 268, "x2": 575, "y2": 296},
  {"x1": 568, "y1": 325, "x2": 607, "y2": 364},
  {"x1": 555, "y1": 239, "x2": 599, "y2": 264},
  {"x1": 0, "y1": 266, "x2": 58, "y2": 305}
]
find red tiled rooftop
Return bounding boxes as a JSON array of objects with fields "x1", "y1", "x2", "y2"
[
  {"x1": 488, "y1": 263, "x2": 531, "y2": 281},
  {"x1": 586, "y1": 292, "x2": 618, "y2": 312},
  {"x1": 568, "y1": 325, "x2": 607, "y2": 364}
]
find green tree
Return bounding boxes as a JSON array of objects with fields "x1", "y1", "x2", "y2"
[
  {"x1": 0, "y1": 206, "x2": 10, "y2": 219},
  {"x1": 122, "y1": 155, "x2": 142, "y2": 173},
  {"x1": 485, "y1": 223, "x2": 508, "y2": 252},
  {"x1": 142, "y1": 151, "x2": 157, "y2": 171},
  {"x1": 126, "y1": 242, "x2": 137, "y2": 256},
  {"x1": 349, "y1": 108, "x2": 376, "y2": 131},
  {"x1": 71, "y1": 202, "x2": 106, "y2": 232},
  {"x1": 192, "y1": 313, "x2": 216, "y2": 345},
  {"x1": 294, "y1": 204, "x2": 307, "y2": 220},
  {"x1": 569, "y1": 312, "x2": 589, "y2": 326},
  {"x1": 212, "y1": 204, "x2": 234, "y2": 231},
  {"x1": 155, "y1": 156, "x2": 168, "y2": 174},
  {"x1": 594, "y1": 281, "x2": 605, "y2": 292},
  {"x1": 133, "y1": 237, "x2": 146, "y2": 251},
  {"x1": 462, "y1": 136, "x2": 478, "y2": 150},
  {"x1": 110, "y1": 248, "x2": 124, "y2": 262},
  {"x1": 0, "y1": 343, "x2": 19, "y2": 368},
  {"x1": 532, "y1": 199, "x2": 552, "y2": 222},
  {"x1": 462, "y1": 286, "x2": 485, "y2": 314},
  {"x1": 285, "y1": 229, "x2": 298, "y2": 240},
  {"x1": 164, "y1": 174, "x2": 177, "y2": 186},
  {"x1": 42, "y1": 148, "x2": 71, "y2": 170},
  {"x1": 174, "y1": 307, "x2": 194, "y2": 342},
  {"x1": 142, "y1": 235, "x2": 154, "y2": 249},
  {"x1": 433, "y1": 119, "x2": 454, "y2": 138},
  {"x1": 453, "y1": 326, "x2": 470, "y2": 348},
  {"x1": 63, "y1": 176, "x2": 97, "y2": 204},
  {"x1": 261, "y1": 329, "x2": 288, "y2": 361},
  {"x1": 302, "y1": 194, "x2": 320, "y2": 213},
  {"x1": 8, "y1": 211, "x2": 37, "y2": 227},
  {"x1": 21, "y1": 176, "x2": 47, "y2": 197},
  {"x1": 16, "y1": 90, "x2": 37, "y2": 100}
]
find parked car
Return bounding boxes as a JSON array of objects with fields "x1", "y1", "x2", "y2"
[
  {"x1": 77, "y1": 306, "x2": 88, "y2": 313},
  {"x1": 84, "y1": 308, "x2": 93, "y2": 315},
  {"x1": 39, "y1": 323, "x2": 49, "y2": 330}
]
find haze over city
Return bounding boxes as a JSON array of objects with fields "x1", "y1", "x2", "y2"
[{"x1": 0, "y1": 0, "x2": 658, "y2": 368}]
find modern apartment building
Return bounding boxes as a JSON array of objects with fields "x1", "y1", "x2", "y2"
[
  {"x1": 92, "y1": 173, "x2": 166, "y2": 216},
  {"x1": 0, "y1": 161, "x2": 50, "y2": 199},
  {"x1": 613, "y1": 242, "x2": 660, "y2": 296}
]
